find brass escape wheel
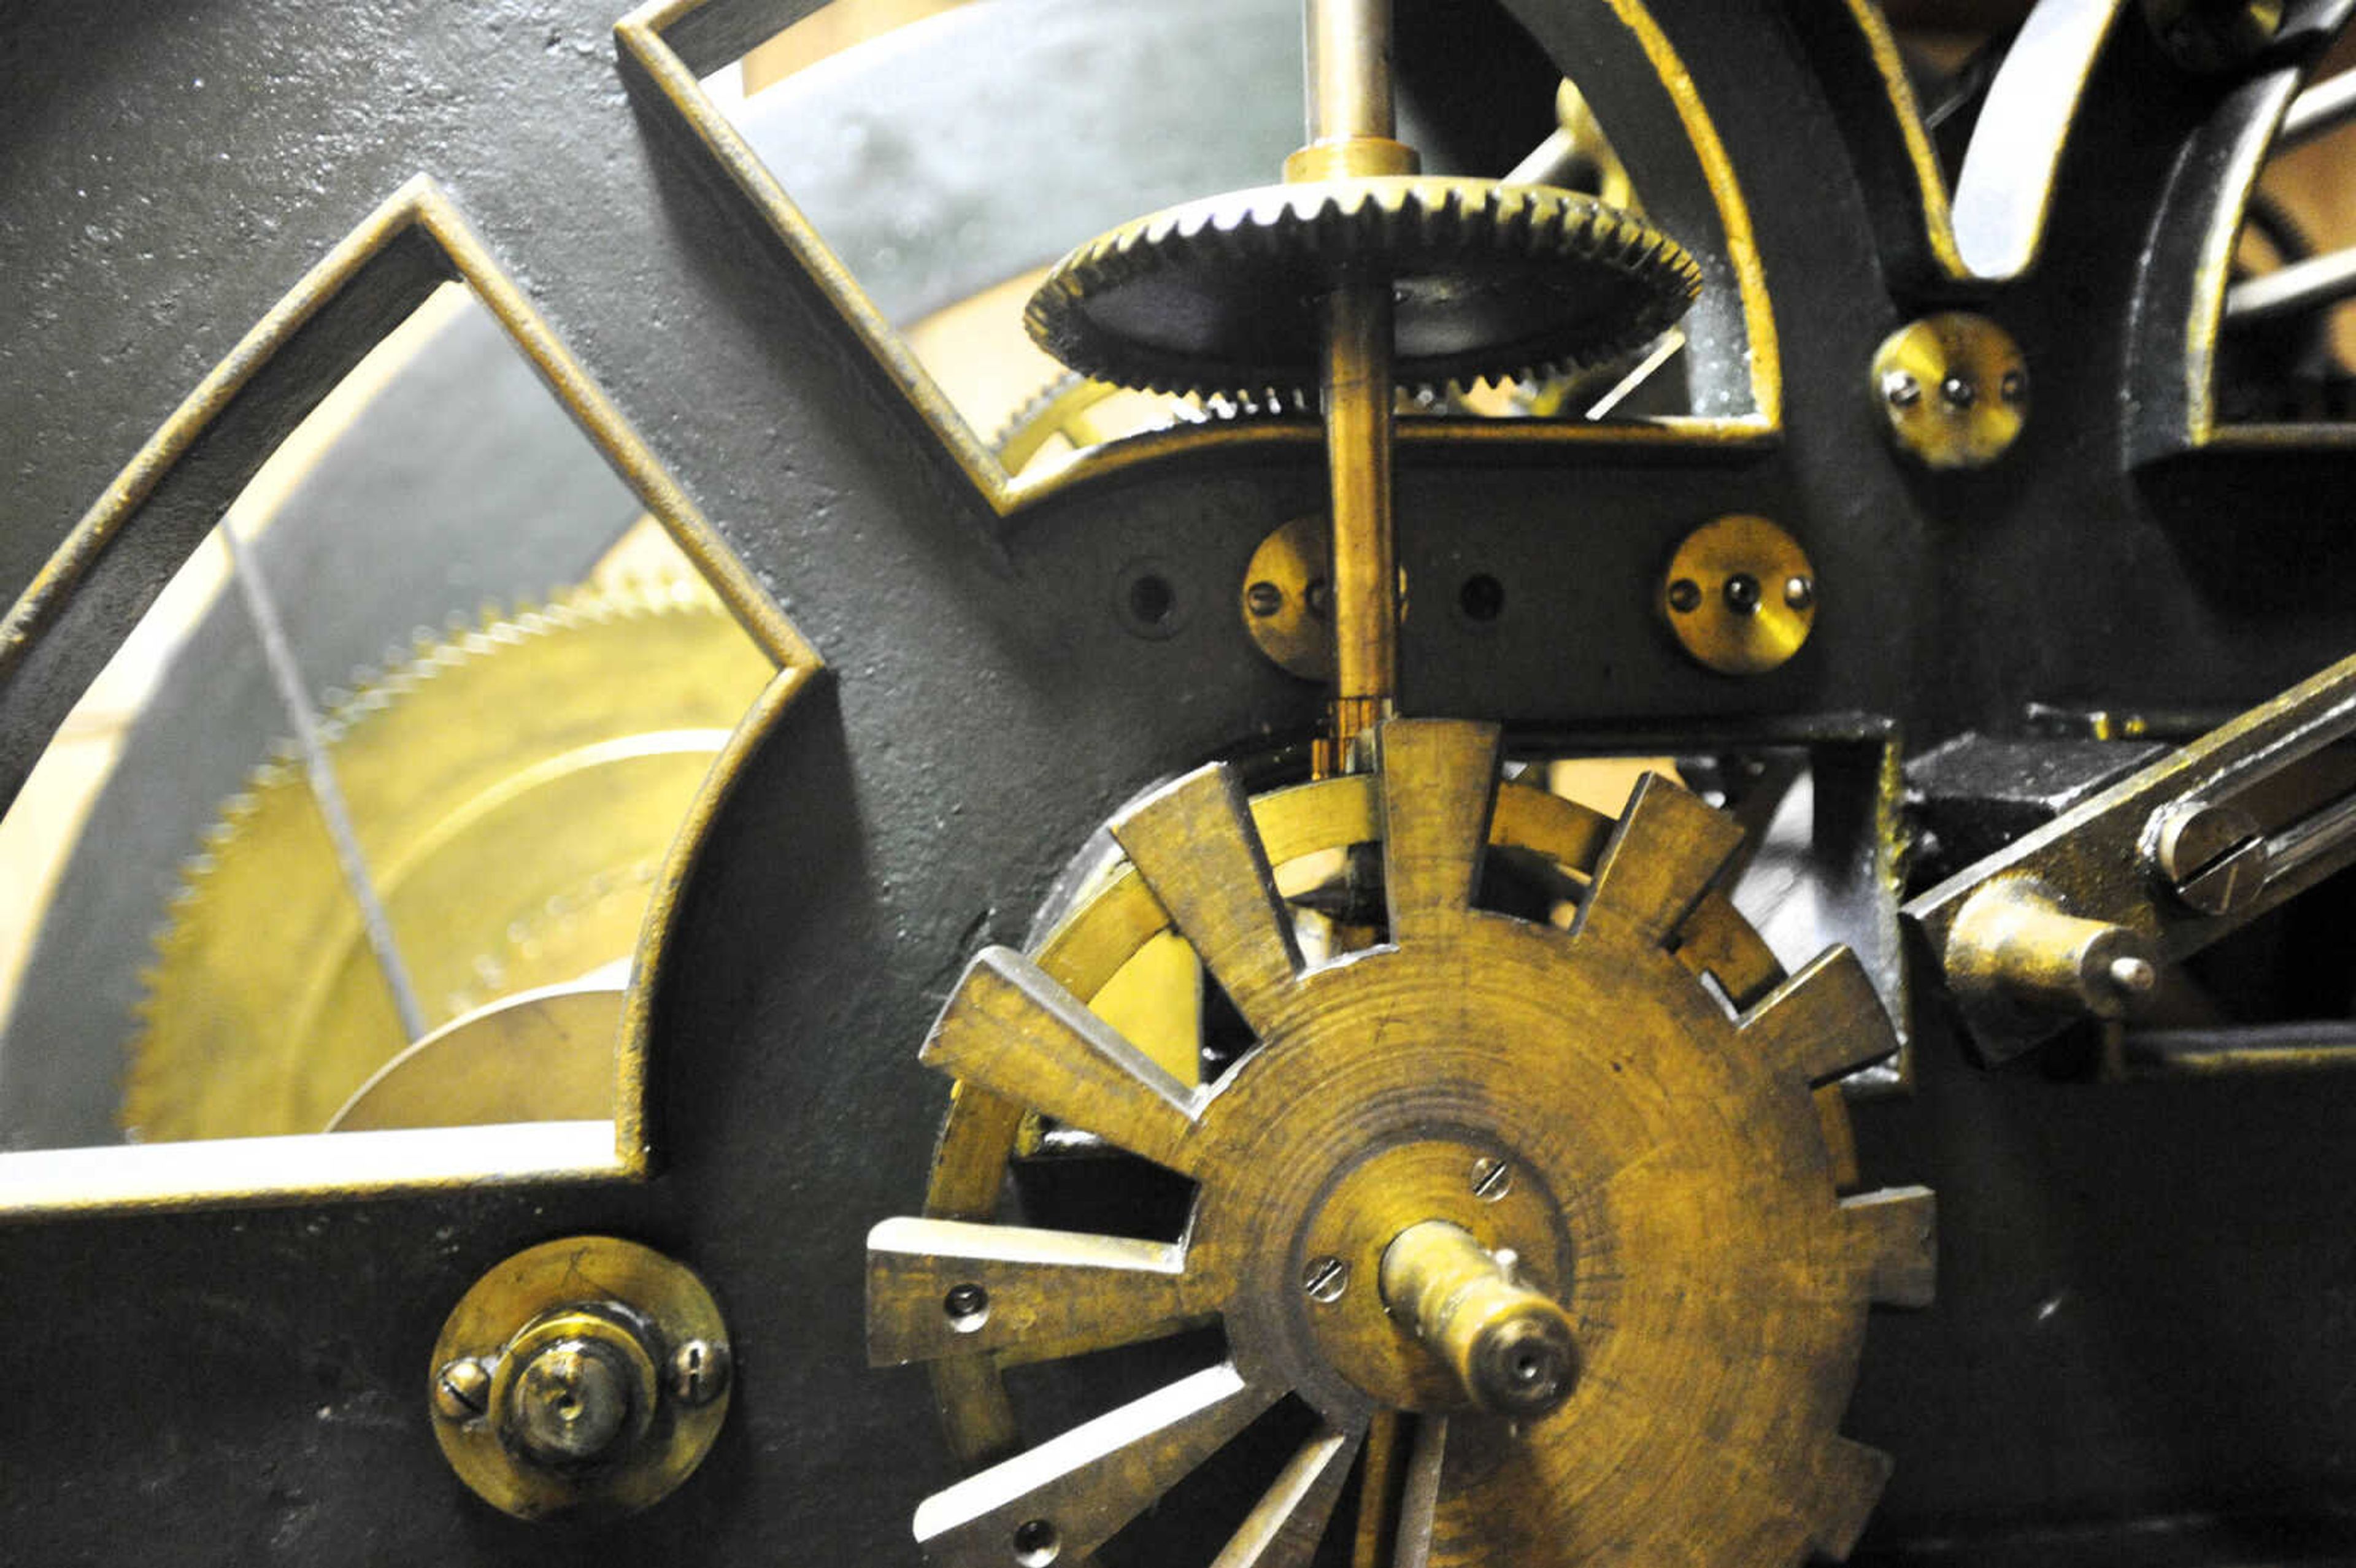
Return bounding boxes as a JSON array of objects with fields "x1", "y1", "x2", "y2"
[{"x1": 869, "y1": 720, "x2": 1931, "y2": 1567}]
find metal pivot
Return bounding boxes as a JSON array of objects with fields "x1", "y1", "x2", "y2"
[{"x1": 1301, "y1": 0, "x2": 1404, "y2": 769}]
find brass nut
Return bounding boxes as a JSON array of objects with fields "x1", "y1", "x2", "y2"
[
  {"x1": 1871, "y1": 313, "x2": 2028, "y2": 469},
  {"x1": 1660, "y1": 515, "x2": 1815, "y2": 677},
  {"x1": 429, "y1": 1236, "x2": 733, "y2": 1521}
]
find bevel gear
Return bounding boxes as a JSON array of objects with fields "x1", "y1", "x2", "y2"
[
  {"x1": 125, "y1": 577, "x2": 773, "y2": 1142},
  {"x1": 1024, "y1": 176, "x2": 1702, "y2": 400},
  {"x1": 868, "y1": 720, "x2": 1932, "y2": 1567}
]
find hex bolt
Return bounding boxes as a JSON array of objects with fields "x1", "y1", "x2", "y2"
[
  {"x1": 509, "y1": 1341, "x2": 634, "y2": 1467},
  {"x1": 1723, "y1": 573, "x2": 1763, "y2": 615},
  {"x1": 668, "y1": 1339, "x2": 733, "y2": 1407},
  {"x1": 1784, "y1": 574, "x2": 1815, "y2": 612},
  {"x1": 1666, "y1": 577, "x2": 1702, "y2": 613},
  {"x1": 1940, "y1": 374, "x2": 1976, "y2": 409},
  {"x1": 1245, "y1": 580, "x2": 1285, "y2": 617},
  {"x1": 1881, "y1": 369, "x2": 1922, "y2": 408},
  {"x1": 1302, "y1": 1254, "x2": 1351, "y2": 1304},
  {"x1": 2148, "y1": 797, "x2": 2268, "y2": 915},
  {"x1": 1471, "y1": 1155, "x2": 1513, "y2": 1201},
  {"x1": 433, "y1": 1357, "x2": 491, "y2": 1423},
  {"x1": 2000, "y1": 368, "x2": 2029, "y2": 404}
]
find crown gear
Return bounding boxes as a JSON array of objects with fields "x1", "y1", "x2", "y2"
[
  {"x1": 1023, "y1": 175, "x2": 1702, "y2": 401},
  {"x1": 868, "y1": 720, "x2": 1932, "y2": 1567}
]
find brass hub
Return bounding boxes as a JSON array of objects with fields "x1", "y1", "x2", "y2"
[{"x1": 1289, "y1": 1137, "x2": 1572, "y2": 1413}]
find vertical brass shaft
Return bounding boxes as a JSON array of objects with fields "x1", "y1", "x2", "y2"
[
  {"x1": 1324, "y1": 276, "x2": 1398, "y2": 751},
  {"x1": 1298, "y1": 0, "x2": 1401, "y2": 769}
]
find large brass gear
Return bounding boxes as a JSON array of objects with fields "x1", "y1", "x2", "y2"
[
  {"x1": 868, "y1": 720, "x2": 1932, "y2": 1567},
  {"x1": 125, "y1": 576, "x2": 774, "y2": 1142},
  {"x1": 1023, "y1": 176, "x2": 1702, "y2": 400}
]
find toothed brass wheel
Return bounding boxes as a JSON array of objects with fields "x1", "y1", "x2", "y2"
[
  {"x1": 1023, "y1": 177, "x2": 1702, "y2": 400},
  {"x1": 126, "y1": 577, "x2": 772, "y2": 1141},
  {"x1": 869, "y1": 720, "x2": 1932, "y2": 1566}
]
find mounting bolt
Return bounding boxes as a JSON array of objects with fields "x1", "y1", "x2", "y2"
[
  {"x1": 668, "y1": 1339, "x2": 733, "y2": 1407},
  {"x1": 1939, "y1": 374, "x2": 1976, "y2": 409},
  {"x1": 1470, "y1": 1155, "x2": 1513, "y2": 1201},
  {"x1": 1722, "y1": 573, "x2": 1763, "y2": 615},
  {"x1": 433, "y1": 1358, "x2": 491, "y2": 1423},
  {"x1": 1302, "y1": 1255, "x2": 1351, "y2": 1304},
  {"x1": 2147, "y1": 797, "x2": 2268, "y2": 915},
  {"x1": 1783, "y1": 574, "x2": 1815, "y2": 612},
  {"x1": 508, "y1": 1340, "x2": 635, "y2": 1466},
  {"x1": 1665, "y1": 577, "x2": 1703, "y2": 613},
  {"x1": 1245, "y1": 580, "x2": 1284, "y2": 617},
  {"x1": 1881, "y1": 369, "x2": 1922, "y2": 407},
  {"x1": 2000, "y1": 368, "x2": 2029, "y2": 405}
]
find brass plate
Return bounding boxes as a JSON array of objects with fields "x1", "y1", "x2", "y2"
[
  {"x1": 1870, "y1": 312, "x2": 2028, "y2": 469},
  {"x1": 429, "y1": 1235, "x2": 730, "y2": 1521},
  {"x1": 1660, "y1": 514, "x2": 1816, "y2": 676}
]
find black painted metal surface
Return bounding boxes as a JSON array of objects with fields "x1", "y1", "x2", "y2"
[{"x1": 3, "y1": 0, "x2": 2356, "y2": 1560}]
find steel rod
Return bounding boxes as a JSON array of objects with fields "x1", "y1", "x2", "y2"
[
  {"x1": 2225, "y1": 244, "x2": 2356, "y2": 325},
  {"x1": 2281, "y1": 68, "x2": 2356, "y2": 150},
  {"x1": 223, "y1": 521, "x2": 429, "y2": 1043},
  {"x1": 1323, "y1": 277, "x2": 1398, "y2": 746}
]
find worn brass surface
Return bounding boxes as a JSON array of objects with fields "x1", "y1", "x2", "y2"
[
  {"x1": 1377, "y1": 1219, "x2": 1579, "y2": 1420},
  {"x1": 126, "y1": 580, "x2": 771, "y2": 1142},
  {"x1": 884, "y1": 720, "x2": 1930, "y2": 1564},
  {"x1": 328, "y1": 981, "x2": 623, "y2": 1132},
  {"x1": 1871, "y1": 313, "x2": 2030, "y2": 469},
  {"x1": 429, "y1": 1235, "x2": 731, "y2": 1521},
  {"x1": 1943, "y1": 877, "x2": 2157, "y2": 1039},
  {"x1": 1660, "y1": 513, "x2": 1817, "y2": 676},
  {"x1": 1243, "y1": 517, "x2": 1339, "y2": 682}
]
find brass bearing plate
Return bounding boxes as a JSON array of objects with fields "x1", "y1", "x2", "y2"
[
  {"x1": 1660, "y1": 514, "x2": 1816, "y2": 676},
  {"x1": 1870, "y1": 312, "x2": 2028, "y2": 469},
  {"x1": 429, "y1": 1235, "x2": 731, "y2": 1521},
  {"x1": 1242, "y1": 515, "x2": 1407, "y2": 682}
]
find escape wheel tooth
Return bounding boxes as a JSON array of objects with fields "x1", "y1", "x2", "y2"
[
  {"x1": 1579, "y1": 773, "x2": 1746, "y2": 944},
  {"x1": 1376, "y1": 719, "x2": 1503, "y2": 940},
  {"x1": 1806, "y1": 1436, "x2": 1896, "y2": 1562},
  {"x1": 1839, "y1": 1186, "x2": 1938, "y2": 1310},
  {"x1": 1737, "y1": 946, "x2": 1900, "y2": 1085},
  {"x1": 1111, "y1": 764, "x2": 1304, "y2": 1034},
  {"x1": 1207, "y1": 1424, "x2": 1365, "y2": 1568},
  {"x1": 910, "y1": 1364, "x2": 1280, "y2": 1568},
  {"x1": 920, "y1": 947, "x2": 1204, "y2": 1175},
  {"x1": 864, "y1": 1217, "x2": 1211, "y2": 1367}
]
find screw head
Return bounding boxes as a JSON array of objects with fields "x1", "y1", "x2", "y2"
[
  {"x1": 433, "y1": 1358, "x2": 491, "y2": 1422},
  {"x1": 1244, "y1": 580, "x2": 1284, "y2": 618},
  {"x1": 1302, "y1": 1255, "x2": 1350, "y2": 1304},
  {"x1": 1303, "y1": 577, "x2": 1331, "y2": 619},
  {"x1": 1471, "y1": 1155, "x2": 1514, "y2": 1201},
  {"x1": 2000, "y1": 368, "x2": 2029, "y2": 404},
  {"x1": 1881, "y1": 369, "x2": 1922, "y2": 407},
  {"x1": 668, "y1": 1339, "x2": 733, "y2": 1407},
  {"x1": 509, "y1": 1341, "x2": 634, "y2": 1466},
  {"x1": 1940, "y1": 374, "x2": 1977, "y2": 409},
  {"x1": 1666, "y1": 577, "x2": 1702, "y2": 613},
  {"x1": 1722, "y1": 573, "x2": 1763, "y2": 615},
  {"x1": 1784, "y1": 574, "x2": 1815, "y2": 611}
]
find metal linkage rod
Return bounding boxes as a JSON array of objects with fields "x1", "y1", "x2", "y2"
[
  {"x1": 2281, "y1": 68, "x2": 2356, "y2": 150},
  {"x1": 1305, "y1": 0, "x2": 1393, "y2": 145},
  {"x1": 2225, "y1": 244, "x2": 2356, "y2": 326}
]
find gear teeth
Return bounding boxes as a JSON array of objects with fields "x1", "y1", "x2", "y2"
[
  {"x1": 1737, "y1": 947, "x2": 1898, "y2": 1086},
  {"x1": 1027, "y1": 175, "x2": 1701, "y2": 402},
  {"x1": 1842, "y1": 1185, "x2": 1936, "y2": 1308},
  {"x1": 1806, "y1": 1436, "x2": 1895, "y2": 1561},
  {"x1": 1579, "y1": 774, "x2": 1745, "y2": 945}
]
